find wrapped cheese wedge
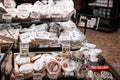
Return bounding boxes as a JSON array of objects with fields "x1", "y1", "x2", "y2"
[
  {"x1": 6, "y1": 8, "x2": 17, "y2": 18},
  {"x1": 7, "y1": 28, "x2": 19, "y2": 40},
  {"x1": 0, "y1": 29, "x2": 15, "y2": 42},
  {"x1": 17, "y1": 3, "x2": 32, "y2": 19},
  {"x1": 0, "y1": 2, "x2": 7, "y2": 13}
]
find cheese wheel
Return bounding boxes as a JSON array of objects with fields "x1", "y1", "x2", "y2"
[
  {"x1": 19, "y1": 64, "x2": 33, "y2": 74},
  {"x1": 31, "y1": 54, "x2": 41, "y2": 62},
  {"x1": 15, "y1": 55, "x2": 30, "y2": 65},
  {"x1": 33, "y1": 58, "x2": 45, "y2": 72},
  {"x1": 61, "y1": 58, "x2": 76, "y2": 72},
  {"x1": 46, "y1": 60, "x2": 61, "y2": 74}
]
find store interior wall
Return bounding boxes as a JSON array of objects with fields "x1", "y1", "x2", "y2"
[{"x1": 73, "y1": 0, "x2": 120, "y2": 29}]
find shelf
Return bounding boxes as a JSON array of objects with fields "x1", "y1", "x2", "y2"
[
  {"x1": 0, "y1": 10, "x2": 76, "y2": 23},
  {"x1": 89, "y1": 5, "x2": 114, "y2": 9},
  {"x1": 11, "y1": 46, "x2": 81, "y2": 53}
]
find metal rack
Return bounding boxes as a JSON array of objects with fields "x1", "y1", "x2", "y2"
[{"x1": 0, "y1": 43, "x2": 14, "y2": 80}]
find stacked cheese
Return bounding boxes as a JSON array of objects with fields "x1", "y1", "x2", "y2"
[{"x1": 0, "y1": 25, "x2": 19, "y2": 43}]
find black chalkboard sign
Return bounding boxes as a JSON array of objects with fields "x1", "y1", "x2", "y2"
[{"x1": 78, "y1": 15, "x2": 100, "y2": 30}]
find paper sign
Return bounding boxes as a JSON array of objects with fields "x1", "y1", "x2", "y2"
[
  {"x1": 31, "y1": 18, "x2": 40, "y2": 22},
  {"x1": 15, "y1": 74, "x2": 24, "y2": 80},
  {"x1": 61, "y1": 41, "x2": 70, "y2": 54},
  {"x1": 47, "y1": 74, "x2": 59, "y2": 79},
  {"x1": 2, "y1": 14, "x2": 12, "y2": 23},
  {"x1": 20, "y1": 43, "x2": 29, "y2": 57},
  {"x1": 33, "y1": 73, "x2": 45, "y2": 80}
]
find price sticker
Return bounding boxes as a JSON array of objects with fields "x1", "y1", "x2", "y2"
[
  {"x1": 33, "y1": 73, "x2": 45, "y2": 80},
  {"x1": 31, "y1": 18, "x2": 40, "y2": 22},
  {"x1": 20, "y1": 43, "x2": 29, "y2": 57},
  {"x1": 62, "y1": 41, "x2": 70, "y2": 54},
  {"x1": 15, "y1": 74, "x2": 24, "y2": 80},
  {"x1": 2, "y1": 14, "x2": 12, "y2": 23},
  {"x1": 64, "y1": 71, "x2": 74, "y2": 77},
  {"x1": 62, "y1": 46, "x2": 70, "y2": 54},
  {"x1": 52, "y1": 18, "x2": 60, "y2": 22},
  {"x1": 47, "y1": 74, "x2": 59, "y2": 79}
]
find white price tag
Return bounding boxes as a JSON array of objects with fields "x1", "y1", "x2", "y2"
[
  {"x1": 47, "y1": 74, "x2": 59, "y2": 79},
  {"x1": 64, "y1": 71, "x2": 74, "y2": 77},
  {"x1": 15, "y1": 74, "x2": 24, "y2": 80},
  {"x1": 2, "y1": 14, "x2": 12, "y2": 23},
  {"x1": 62, "y1": 46, "x2": 70, "y2": 54},
  {"x1": 62, "y1": 41, "x2": 70, "y2": 54},
  {"x1": 20, "y1": 43, "x2": 29, "y2": 56},
  {"x1": 31, "y1": 18, "x2": 40, "y2": 22},
  {"x1": 39, "y1": 43, "x2": 49, "y2": 48},
  {"x1": 33, "y1": 73, "x2": 45, "y2": 80}
]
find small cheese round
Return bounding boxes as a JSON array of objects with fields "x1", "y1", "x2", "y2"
[
  {"x1": 61, "y1": 59, "x2": 76, "y2": 72},
  {"x1": 19, "y1": 64, "x2": 33, "y2": 74},
  {"x1": 15, "y1": 55, "x2": 30, "y2": 65},
  {"x1": 33, "y1": 58, "x2": 45, "y2": 72}
]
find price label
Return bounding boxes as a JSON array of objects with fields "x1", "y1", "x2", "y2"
[
  {"x1": 64, "y1": 71, "x2": 74, "y2": 77},
  {"x1": 20, "y1": 43, "x2": 29, "y2": 57},
  {"x1": 2, "y1": 14, "x2": 12, "y2": 23},
  {"x1": 31, "y1": 18, "x2": 40, "y2": 22},
  {"x1": 39, "y1": 43, "x2": 49, "y2": 48},
  {"x1": 15, "y1": 74, "x2": 24, "y2": 80},
  {"x1": 47, "y1": 74, "x2": 59, "y2": 79},
  {"x1": 33, "y1": 73, "x2": 45, "y2": 80},
  {"x1": 52, "y1": 18, "x2": 60, "y2": 22},
  {"x1": 62, "y1": 46, "x2": 70, "y2": 54},
  {"x1": 61, "y1": 41, "x2": 70, "y2": 54}
]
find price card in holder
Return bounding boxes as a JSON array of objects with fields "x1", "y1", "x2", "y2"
[
  {"x1": 61, "y1": 41, "x2": 70, "y2": 54},
  {"x1": 31, "y1": 18, "x2": 40, "y2": 23},
  {"x1": 15, "y1": 74, "x2": 24, "y2": 80},
  {"x1": 20, "y1": 43, "x2": 29, "y2": 57},
  {"x1": 2, "y1": 14, "x2": 12, "y2": 23},
  {"x1": 33, "y1": 73, "x2": 45, "y2": 80}
]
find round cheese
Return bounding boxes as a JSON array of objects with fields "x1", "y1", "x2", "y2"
[
  {"x1": 19, "y1": 64, "x2": 33, "y2": 74},
  {"x1": 15, "y1": 55, "x2": 30, "y2": 65}
]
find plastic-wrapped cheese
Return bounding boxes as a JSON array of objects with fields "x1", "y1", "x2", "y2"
[
  {"x1": 40, "y1": 5, "x2": 49, "y2": 15},
  {"x1": 57, "y1": 20, "x2": 77, "y2": 30},
  {"x1": 46, "y1": 60, "x2": 61, "y2": 74},
  {"x1": 15, "y1": 55, "x2": 30, "y2": 65},
  {"x1": 19, "y1": 64, "x2": 33, "y2": 74},
  {"x1": 33, "y1": 58, "x2": 45, "y2": 72},
  {"x1": 4, "y1": 0, "x2": 16, "y2": 8},
  {"x1": 41, "y1": 54, "x2": 56, "y2": 63},
  {"x1": 30, "y1": 5, "x2": 40, "y2": 18},
  {"x1": 61, "y1": 58, "x2": 76, "y2": 72},
  {"x1": 17, "y1": 3, "x2": 32, "y2": 19},
  {"x1": 6, "y1": 8, "x2": 17, "y2": 17},
  {"x1": 35, "y1": 23, "x2": 49, "y2": 31},
  {"x1": 69, "y1": 29, "x2": 86, "y2": 46}
]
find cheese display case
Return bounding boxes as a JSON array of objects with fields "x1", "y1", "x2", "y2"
[{"x1": 0, "y1": 0, "x2": 119, "y2": 80}]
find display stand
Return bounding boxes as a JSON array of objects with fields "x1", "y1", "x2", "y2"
[{"x1": 0, "y1": 0, "x2": 119, "y2": 80}]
